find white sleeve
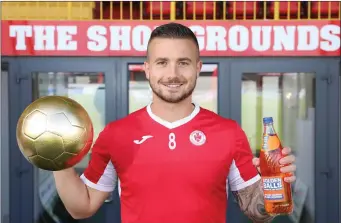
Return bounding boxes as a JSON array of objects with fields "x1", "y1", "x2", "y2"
[
  {"x1": 227, "y1": 124, "x2": 261, "y2": 191},
  {"x1": 228, "y1": 160, "x2": 261, "y2": 191},
  {"x1": 80, "y1": 161, "x2": 118, "y2": 192}
]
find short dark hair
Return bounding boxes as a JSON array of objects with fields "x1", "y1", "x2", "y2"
[{"x1": 147, "y1": 22, "x2": 200, "y2": 57}]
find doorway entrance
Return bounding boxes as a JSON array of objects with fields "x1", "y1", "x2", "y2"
[
  {"x1": 227, "y1": 58, "x2": 339, "y2": 223},
  {"x1": 5, "y1": 57, "x2": 120, "y2": 223}
]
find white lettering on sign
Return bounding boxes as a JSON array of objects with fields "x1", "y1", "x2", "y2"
[
  {"x1": 57, "y1": 26, "x2": 77, "y2": 50},
  {"x1": 132, "y1": 25, "x2": 151, "y2": 51},
  {"x1": 206, "y1": 26, "x2": 227, "y2": 51},
  {"x1": 87, "y1": 25, "x2": 107, "y2": 51},
  {"x1": 273, "y1": 26, "x2": 296, "y2": 51},
  {"x1": 9, "y1": 25, "x2": 78, "y2": 51},
  {"x1": 297, "y1": 25, "x2": 319, "y2": 50},
  {"x1": 109, "y1": 26, "x2": 131, "y2": 50},
  {"x1": 230, "y1": 25, "x2": 249, "y2": 51},
  {"x1": 251, "y1": 26, "x2": 271, "y2": 51},
  {"x1": 6, "y1": 23, "x2": 341, "y2": 55},
  {"x1": 320, "y1": 24, "x2": 341, "y2": 51},
  {"x1": 33, "y1": 25, "x2": 55, "y2": 50},
  {"x1": 9, "y1": 25, "x2": 32, "y2": 50}
]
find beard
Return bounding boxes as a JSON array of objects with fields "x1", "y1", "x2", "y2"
[{"x1": 149, "y1": 76, "x2": 197, "y2": 103}]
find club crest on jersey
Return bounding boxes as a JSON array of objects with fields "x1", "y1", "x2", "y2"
[{"x1": 189, "y1": 130, "x2": 206, "y2": 146}]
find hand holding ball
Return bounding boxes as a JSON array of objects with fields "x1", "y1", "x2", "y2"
[{"x1": 16, "y1": 96, "x2": 94, "y2": 171}]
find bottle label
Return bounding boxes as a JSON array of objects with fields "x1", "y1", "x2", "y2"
[
  {"x1": 262, "y1": 177, "x2": 286, "y2": 202},
  {"x1": 262, "y1": 135, "x2": 280, "y2": 152}
]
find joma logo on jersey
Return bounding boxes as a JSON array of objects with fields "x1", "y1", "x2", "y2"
[{"x1": 134, "y1": 135, "x2": 153, "y2": 144}]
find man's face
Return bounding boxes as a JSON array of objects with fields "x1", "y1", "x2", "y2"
[{"x1": 144, "y1": 38, "x2": 202, "y2": 104}]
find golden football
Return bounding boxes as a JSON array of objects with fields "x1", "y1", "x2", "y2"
[{"x1": 16, "y1": 96, "x2": 94, "y2": 171}]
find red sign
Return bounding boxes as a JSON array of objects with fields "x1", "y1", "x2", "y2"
[{"x1": 1, "y1": 20, "x2": 340, "y2": 57}]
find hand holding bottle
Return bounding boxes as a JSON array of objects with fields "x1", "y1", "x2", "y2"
[{"x1": 252, "y1": 147, "x2": 296, "y2": 183}]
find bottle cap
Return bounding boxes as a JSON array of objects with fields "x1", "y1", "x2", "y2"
[{"x1": 263, "y1": 117, "x2": 273, "y2": 124}]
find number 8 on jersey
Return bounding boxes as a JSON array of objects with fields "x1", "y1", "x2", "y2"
[{"x1": 168, "y1": 133, "x2": 176, "y2": 150}]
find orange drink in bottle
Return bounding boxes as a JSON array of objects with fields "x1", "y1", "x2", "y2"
[{"x1": 260, "y1": 117, "x2": 293, "y2": 215}]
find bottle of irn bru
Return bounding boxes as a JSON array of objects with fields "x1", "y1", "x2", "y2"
[{"x1": 260, "y1": 117, "x2": 293, "y2": 215}]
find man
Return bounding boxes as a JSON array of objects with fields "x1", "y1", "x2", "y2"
[{"x1": 53, "y1": 22, "x2": 296, "y2": 223}]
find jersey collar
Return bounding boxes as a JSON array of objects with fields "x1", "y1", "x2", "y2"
[{"x1": 146, "y1": 103, "x2": 200, "y2": 129}]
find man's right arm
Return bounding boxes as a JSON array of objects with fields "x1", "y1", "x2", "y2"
[
  {"x1": 53, "y1": 168, "x2": 111, "y2": 219},
  {"x1": 53, "y1": 125, "x2": 117, "y2": 219}
]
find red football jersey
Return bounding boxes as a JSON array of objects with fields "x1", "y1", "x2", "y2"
[{"x1": 81, "y1": 104, "x2": 260, "y2": 223}]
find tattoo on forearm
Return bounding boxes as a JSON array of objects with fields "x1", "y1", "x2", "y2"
[{"x1": 232, "y1": 180, "x2": 275, "y2": 223}]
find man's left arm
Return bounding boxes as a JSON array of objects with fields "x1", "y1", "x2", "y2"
[
  {"x1": 231, "y1": 179, "x2": 274, "y2": 223},
  {"x1": 228, "y1": 121, "x2": 274, "y2": 223}
]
